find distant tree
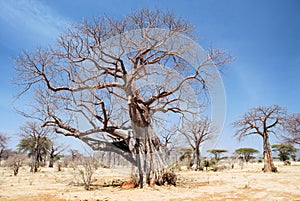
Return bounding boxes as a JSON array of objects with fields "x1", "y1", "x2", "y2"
[
  {"x1": 70, "y1": 149, "x2": 81, "y2": 160},
  {"x1": 234, "y1": 148, "x2": 259, "y2": 162},
  {"x1": 0, "y1": 149, "x2": 15, "y2": 161},
  {"x1": 159, "y1": 126, "x2": 179, "y2": 166},
  {"x1": 48, "y1": 144, "x2": 67, "y2": 168},
  {"x1": 18, "y1": 122, "x2": 52, "y2": 172},
  {"x1": 160, "y1": 126, "x2": 178, "y2": 153},
  {"x1": 283, "y1": 113, "x2": 300, "y2": 144},
  {"x1": 178, "y1": 147, "x2": 193, "y2": 168},
  {"x1": 179, "y1": 117, "x2": 215, "y2": 170},
  {"x1": 207, "y1": 149, "x2": 228, "y2": 161},
  {"x1": 232, "y1": 105, "x2": 286, "y2": 172},
  {"x1": 5, "y1": 152, "x2": 26, "y2": 176},
  {"x1": 0, "y1": 133, "x2": 8, "y2": 164},
  {"x1": 272, "y1": 144, "x2": 298, "y2": 162}
]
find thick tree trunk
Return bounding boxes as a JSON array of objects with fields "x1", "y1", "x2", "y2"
[
  {"x1": 49, "y1": 157, "x2": 54, "y2": 168},
  {"x1": 263, "y1": 135, "x2": 275, "y2": 172},
  {"x1": 195, "y1": 146, "x2": 201, "y2": 170},
  {"x1": 49, "y1": 155, "x2": 54, "y2": 168},
  {"x1": 30, "y1": 153, "x2": 38, "y2": 173},
  {"x1": 131, "y1": 125, "x2": 163, "y2": 188},
  {"x1": 30, "y1": 145, "x2": 39, "y2": 173},
  {"x1": 49, "y1": 148, "x2": 55, "y2": 168},
  {"x1": 128, "y1": 95, "x2": 164, "y2": 188}
]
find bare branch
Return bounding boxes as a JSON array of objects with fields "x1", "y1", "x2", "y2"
[{"x1": 283, "y1": 113, "x2": 300, "y2": 144}]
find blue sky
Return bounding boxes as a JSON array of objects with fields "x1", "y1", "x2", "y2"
[{"x1": 0, "y1": 0, "x2": 299, "y2": 155}]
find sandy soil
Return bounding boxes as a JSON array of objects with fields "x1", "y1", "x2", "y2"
[{"x1": 1, "y1": 162, "x2": 300, "y2": 201}]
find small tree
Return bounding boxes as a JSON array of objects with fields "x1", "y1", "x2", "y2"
[
  {"x1": 160, "y1": 126, "x2": 179, "y2": 166},
  {"x1": 18, "y1": 122, "x2": 52, "y2": 172},
  {"x1": 160, "y1": 127, "x2": 178, "y2": 153},
  {"x1": 234, "y1": 148, "x2": 259, "y2": 162},
  {"x1": 72, "y1": 155, "x2": 99, "y2": 190},
  {"x1": 232, "y1": 105, "x2": 286, "y2": 172},
  {"x1": 207, "y1": 149, "x2": 228, "y2": 162},
  {"x1": 48, "y1": 144, "x2": 67, "y2": 168},
  {"x1": 12, "y1": 153, "x2": 26, "y2": 176},
  {"x1": 178, "y1": 147, "x2": 193, "y2": 168},
  {"x1": 4, "y1": 152, "x2": 26, "y2": 176},
  {"x1": 179, "y1": 117, "x2": 215, "y2": 170},
  {"x1": 0, "y1": 133, "x2": 8, "y2": 165},
  {"x1": 272, "y1": 144, "x2": 298, "y2": 162}
]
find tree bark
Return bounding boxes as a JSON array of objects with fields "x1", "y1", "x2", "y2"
[
  {"x1": 48, "y1": 147, "x2": 55, "y2": 168},
  {"x1": 0, "y1": 149, "x2": 3, "y2": 166},
  {"x1": 263, "y1": 135, "x2": 275, "y2": 172},
  {"x1": 31, "y1": 144, "x2": 39, "y2": 173},
  {"x1": 128, "y1": 94, "x2": 164, "y2": 188},
  {"x1": 195, "y1": 146, "x2": 201, "y2": 170},
  {"x1": 49, "y1": 156, "x2": 54, "y2": 168}
]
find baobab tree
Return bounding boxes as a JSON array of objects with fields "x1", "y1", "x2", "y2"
[
  {"x1": 15, "y1": 9, "x2": 231, "y2": 187},
  {"x1": 179, "y1": 117, "x2": 215, "y2": 170},
  {"x1": 283, "y1": 113, "x2": 300, "y2": 144},
  {"x1": 232, "y1": 105, "x2": 286, "y2": 172}
]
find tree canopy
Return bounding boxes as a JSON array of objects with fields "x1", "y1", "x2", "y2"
[
  {"x1": 272, "y1": 144, "x2": 298, "y2": 162},
  {"x1": 207, "y1": 149, "x2": 228, "y2": 161},
  {"x1": 234, "y1": 148, "x2": 259, "y2": 162}
]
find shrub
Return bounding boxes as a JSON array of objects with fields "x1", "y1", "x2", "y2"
[
  {"x1": 162, "y1": 171, "x2": 177, "y2": 186},
  {"x1": 213, "y1": 165, "x2": 227, "y2": 172},
  {"x1": 152, "y1": 169, "x2": 177, "y2": 186},
  {"x1": 57, "y1": 161, "x2": 62, "y2": 171},
  {"x1": 204, "y1": 160, "x2": 210, "y2": 168},
  {"x1": 271, "y1": 167, "x2": 278, "y2": 173},
  {"x1": 4, "y1": 153, "x2": 26, "y2": 176},
  {"x1": 72, "y1": 156, "x2": 99, "y2": 190},
  {"x1": 203, "y1": 159, "x2": 216, "y2": 170}
]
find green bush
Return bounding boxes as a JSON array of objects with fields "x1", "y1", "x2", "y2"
[{"x1": 203, "y1": 160, "x2": 210, "y2": 168}]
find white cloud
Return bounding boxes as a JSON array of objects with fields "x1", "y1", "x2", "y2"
[{"x1": 0, "y1": 0, "x2": 69, "y2": 40}]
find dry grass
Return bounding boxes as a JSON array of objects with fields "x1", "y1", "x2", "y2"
[{"x1": 1, "y1": 162, "x2": 300, "y2": 201}]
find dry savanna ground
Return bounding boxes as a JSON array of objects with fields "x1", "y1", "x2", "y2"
[{"x1": 1, "y1": 162, "x2": 300, "y2": 201}]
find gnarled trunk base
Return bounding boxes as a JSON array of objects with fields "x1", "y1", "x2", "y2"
[{"x1": 263, "y1": 136, "x2": 275, "y2": 172}]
